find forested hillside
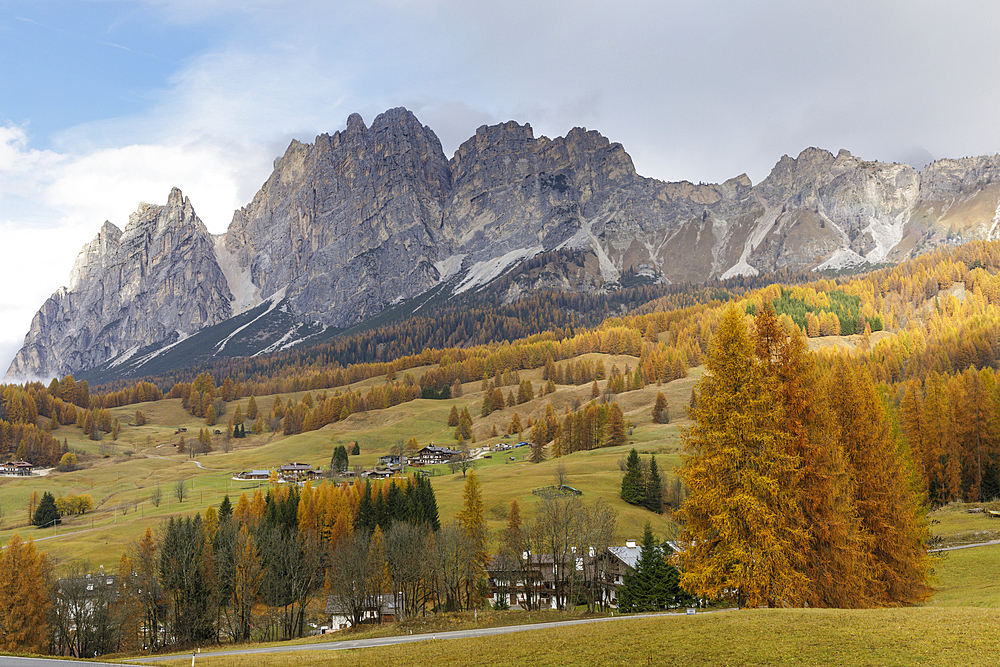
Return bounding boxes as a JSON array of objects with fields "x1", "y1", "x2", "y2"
[{"x1": 5, "y1": 238, "x2": 1000, "y2": 656}]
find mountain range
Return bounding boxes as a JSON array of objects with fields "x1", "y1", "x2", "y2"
[{"x1": 7, "y1": 107, "x2": 1000, "y2": 382}]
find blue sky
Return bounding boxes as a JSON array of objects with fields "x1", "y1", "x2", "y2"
[
  {"x1": 3, "y1": 0, "x2": 1000, "y2": 376},
  {"x1": 1, "y1": 2, "x2": 213, "y2": 143}
]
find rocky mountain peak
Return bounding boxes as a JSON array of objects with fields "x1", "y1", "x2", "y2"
[
  {"x1": 6, "y1": 189, "x2": 231, "y2": 380},
  {"x1": 68, "y1": 220, "x2": 122, "y2": 291},
  {"x1": 11, "y1": 107, "x2": 1000, "y2": 382}
]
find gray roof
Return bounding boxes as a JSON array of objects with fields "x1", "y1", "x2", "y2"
[
  {"x1": 607, "y1": 545, "x2": 641, "y2": 570},
  {"x1": 326, "y1": 594, "x2": 402, "y2": 615}
]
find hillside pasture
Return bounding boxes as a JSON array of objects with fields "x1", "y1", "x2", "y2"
[{"x1": 151, "y1": 607, "x2": 1000, "y2": 667}]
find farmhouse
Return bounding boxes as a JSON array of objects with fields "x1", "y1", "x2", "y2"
[
  {"x1": 279, "y1": 462, "x2": 320, "y2": 481},
  {"x1": 1, "y1": 460, "x2": 34, "y2": 476},
  {"x1": 232, "y1": 470, "x2": 271, "y2": 481},
  {"x1": 409, "y1": 445, "x2": 463, "y2": 466},
  {"x1": 593, "y1": 539, "x2": 679, "y2": 608},
  {"x1": 593, "y1": 540, "x2": 639, "y2": 608},
  {"x1": 486, "y1": 553, "x2": 578, "y2": 610}
]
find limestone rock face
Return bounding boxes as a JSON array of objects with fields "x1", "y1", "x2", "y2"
[
  {"x1": 6, "y1": 188, "x2": 232, "y2": 379},
  {"x1": 223, "y1": 108, "x2": 451, "y2": 328},
  {"x1": 9, "y1": 107, "x2": 1000, "y2": 381},
  {"x1": 440, "y1": 121, "x2": 755, "y2": 286}
]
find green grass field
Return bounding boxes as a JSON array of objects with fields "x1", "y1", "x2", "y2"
[
  {"x1": 4, "y1": 354, "x2": 997, "y2": 622},
  {"x1": 151, "y1": 607, "x2": 1000, "y2": 667},
  {"x1": 0, "y1": 355, "x2": 691, "y2": 570}
]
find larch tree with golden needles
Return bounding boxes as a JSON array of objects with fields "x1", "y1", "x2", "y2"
[
  {"x1": 827, "y1": 358, "x2": 932, "y2": 605},
  {"x1": 753, "y1": 307, "x2": 867, "y2": 608},
  {"x1": 0, "y1": 534, "x2": 52, "y2": 653},
  {"x1": 676, "y1": 306, "x2": 808, "y2": 608},
  {"x1": 456, "y1": 470, "x2": 488, "y2": 607}
]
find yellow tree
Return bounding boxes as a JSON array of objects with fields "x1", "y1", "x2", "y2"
[
  {"x1": 754, "y1": 307, "x2": 867, "y2": 608},
  {"x1": 677, "y1": 306, "x2": 808, "y2": 608},
  {"x1": 606, "y1": 403, "x2": 626, "y2": 447},
  {"x1": 0, "y1": 534, "x2": 52, "y2": 653},
  {"x1": 828, "y1": 358, "x2": 932, "y2": 605},
  {"x1": 456, "y1": 470, "x2": 488, "y2": 607}
]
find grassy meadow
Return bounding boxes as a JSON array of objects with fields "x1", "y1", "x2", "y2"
[
  {"x1": 5, "y1": 349, "x2": 1000, "y2": 667},
  {"x1": 0, "y1": 353, "x2": 694, "y2": 571},
  {"x1": 150, "y1": 607, "x2": 1000, "y2": 667}
]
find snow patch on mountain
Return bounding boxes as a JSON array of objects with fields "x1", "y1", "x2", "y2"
[
  {"x1": 454, "y1": 246, "x2": 543, "y2": 294},
  {"x1": 215, "y1": 287, "x2": 286, "y2": 354},
  {"x1": 130, "y1": 331, "x2": 190, "y2": 370},
  {"x1": 108, "y1": 344, "x2": 142, "y2": 369}
]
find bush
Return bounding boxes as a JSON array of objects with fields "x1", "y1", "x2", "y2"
[{"x1": 56, "y1": 452, "x2": 78, "y2": 472}]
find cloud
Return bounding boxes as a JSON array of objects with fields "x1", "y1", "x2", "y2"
[
  {"x1": 6, "y1": 0, "x2": 1000, "y2": 376},
  {"x1": 47, "y1": 141, "x2": 262, "y2": 232}
]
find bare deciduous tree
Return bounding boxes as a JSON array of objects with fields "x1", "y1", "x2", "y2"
[
  {"x1": 173, "y1": 479, "x2": 187, "y2": 503},
  {"x1": 536, "y1": 495, "x2": 584, "y2": 610}
]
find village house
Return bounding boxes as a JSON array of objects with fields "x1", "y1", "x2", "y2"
[
  {"x1": 377, "y1": 454, "x2": 402, "y2": 466},
  {"x1": 279, "y1": 462, "x2": 320, "y2": 481},
  {"x1": 232, "y1": 470, "x2": 271, "y2": 481},
  {"x1": 408, "y1": 445, "x2": 463, "y2": 466},
  {"x1": 325, "y1": 594, "x2": 403, "y2": 630},
  {"x1": 1, "y1": 460, "x2": 34, "y2": 476},
  {"x1": 486, "y1": 553, "x2": 582, "y2": 610},
  {"x1": 593, "y1": 540, "x2": 640, "y2": 608},
  {"x1": 592, "y1": 539, "x2": 679, "y2": 608}
]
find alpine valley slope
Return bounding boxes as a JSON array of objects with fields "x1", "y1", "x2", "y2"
[{"x1": 8, "y1": 107, "x2": 1000, "y2": 381}]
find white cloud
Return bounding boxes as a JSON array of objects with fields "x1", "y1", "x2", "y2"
[
  {"x1": 47, "y1": 141, "x2": 260, "y2": 232},
  {"x1": 6, "y1": 0, "x2": 1000, "y2": 376}
]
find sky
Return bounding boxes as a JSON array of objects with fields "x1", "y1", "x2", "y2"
[{"x1": 2, "y1": 0, "x2": 1000, "y2": 376}]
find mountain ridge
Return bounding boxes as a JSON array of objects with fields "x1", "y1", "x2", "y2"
[{"x1": 8, "y1": 107, "x2": 1000, "y2": 381}]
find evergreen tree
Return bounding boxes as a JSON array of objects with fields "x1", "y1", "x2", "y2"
[
  {"x1": 351, "y1": 442, "x2": 360, "y2": 456},
  {"x1": 32, "y1": 492, "x2": 60, "y2": 528},
  {"x1": 354, "y1": 481, "x2": 375, "y2": 531},
  {"x1": 645, "y1": 455, "x2": 663, "y2": 513},
  {"x1": 618, "y1": 523, "x2": 683, "y2": 612},
  {"x1": 409, "y1": 474, "x2": 440, "y2": 531},
  {"x1": 218, "y1": 495, "x2": 233, "y2": 522},
  {"x1": 620, "y1": 449, "x2": 645, "y2": 506},
  {"x1": 332, "y1": 445, "x2": 349, "y2": 472}
]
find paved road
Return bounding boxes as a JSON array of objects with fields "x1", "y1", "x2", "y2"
[
  {"x1": 132, "y1": 609, "x2": 727, "y2": 663},
  {"x1": 0, "y1": 657, "x2": 122, "y2": 667},
  {"x1": 930, "y1": 539, "x2": 1000, "y2": 552}
]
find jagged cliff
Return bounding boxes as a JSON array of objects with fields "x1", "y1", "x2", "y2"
[
  {"x1": 8, "y1": 108, "x2": 1000, "y2": 380},
  {"x1": 6, "y1": 188, "x2": 232, "y2": 379},
  {"x1": 224, "y1": 109, "x2": 451, "y2": 327}
]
